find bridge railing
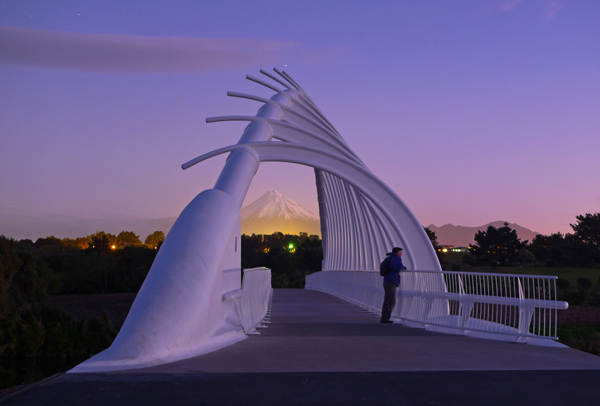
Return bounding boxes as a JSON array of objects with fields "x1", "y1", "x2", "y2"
[
  {"x1": 224, "y1": 267, "x2": 272, "y2": 335},
  {"x1": 305, "y1": 270, "x2": 568, "y2": 344},
  {"x1": 240, "y1": 267, "x2": 272, "y2": 334}
]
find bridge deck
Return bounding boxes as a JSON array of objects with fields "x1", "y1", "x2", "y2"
[{"x1": 4, "y1": 289, "x2": 600, "y2": 405}]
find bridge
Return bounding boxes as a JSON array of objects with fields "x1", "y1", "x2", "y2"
[
  {"x1": 4, "y1": 289, "x2": 600, "y2": 405},
  {"x1": 4, "y1": 70, "x2": 599, "y2": 404}
]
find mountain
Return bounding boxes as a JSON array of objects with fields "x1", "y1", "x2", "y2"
[
  {"x1": 241, "y1": 191, "x2": 321, "y2": 236},
  {"x1": 426, "y1": 221, "x2": 540, "y2": 247}
]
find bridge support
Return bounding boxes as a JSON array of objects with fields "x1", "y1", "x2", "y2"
[{"x1": 72, "y1": 69, "x2": 444, "y2": 372}]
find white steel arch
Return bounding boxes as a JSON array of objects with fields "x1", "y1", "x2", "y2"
[
  {"x1": 182, "y1": 141, "x2": 440, "y2": 271},
  {"x1": 72, "y1": 69, "x2": 442, "y2": 372}
]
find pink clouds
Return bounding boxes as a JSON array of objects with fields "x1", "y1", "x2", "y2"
[{"x1": 0, "y1": 27, "x2": 302, "y2": 72}]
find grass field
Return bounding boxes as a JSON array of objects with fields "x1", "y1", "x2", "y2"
[
  {"x1": 558, "y1": 324, "x2": 600, "y2": 356},
  {"x1": 468, "y1": 266, "x2": 600, "y2": 284},
  {"x1": 440, "y1": 252, "x2": 600, "y2": 283}
]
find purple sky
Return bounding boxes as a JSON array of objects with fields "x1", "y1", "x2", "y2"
[{"x1": 1, "y1": 0, "x2": 599, "y2": 241}]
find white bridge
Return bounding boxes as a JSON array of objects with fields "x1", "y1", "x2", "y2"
[{"x1": 72, "y1": 69, "x2": 568, "y2": 373}]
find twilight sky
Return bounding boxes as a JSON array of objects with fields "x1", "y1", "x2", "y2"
[{"x1": 1, "y1": 0, "x2": 599, "y2": 241}]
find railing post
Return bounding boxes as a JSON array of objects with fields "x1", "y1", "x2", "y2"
[{"x1": 459, "y1": 300, "x2": 474, "y2": 333}]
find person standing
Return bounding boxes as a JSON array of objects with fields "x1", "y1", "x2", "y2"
[{"x1": 381, "y1": 247, "x2": 406, "y2": 323}]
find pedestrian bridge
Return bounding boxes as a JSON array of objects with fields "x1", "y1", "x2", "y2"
[
  {"x1": 7, "y1": 289, "x2": 600, "y2": 406},
  {"x1": 73, "y1": 69, "x2": 568, "y2": 373}
]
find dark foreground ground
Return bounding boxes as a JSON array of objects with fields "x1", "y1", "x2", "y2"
[{"x1": 3, "y1": 289, "x2": 600, "y2": 406}]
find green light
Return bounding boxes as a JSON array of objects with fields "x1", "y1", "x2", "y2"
[{"x1": 288, "y1": 243, "x2": 294, "y2": 250}]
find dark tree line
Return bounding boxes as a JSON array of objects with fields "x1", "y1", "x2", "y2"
[
  {"x1": 467, "y1": 213, "x2": 600, "y2": 268},
  {"x1": 18, "y1": 236, "x2": 159, "y2": 295},
  {"x1": 0, "y1": 231, "x2": 164, "y2": 375},
  {"x1": 0, "y1": 236, "x2": 121, "y2": 387},
  {"x1": 57, "y1": 230, "x2": 165, "y2": 250}
]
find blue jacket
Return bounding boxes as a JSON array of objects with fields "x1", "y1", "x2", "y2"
[{"x1": 383, "y1": 254, "x2": 405, "y2": 287}]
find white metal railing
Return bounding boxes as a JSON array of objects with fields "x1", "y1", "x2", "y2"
[
  {"x1": 305, "y1": 270, "x2": 568, "y2": 344},
  {"x1": 238, "y1": 267, "x2": 272, "y2": 334}
]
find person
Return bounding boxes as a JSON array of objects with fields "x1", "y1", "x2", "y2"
[{"x1": 381, "y1": 247, "x2": 406, "y2": 323}]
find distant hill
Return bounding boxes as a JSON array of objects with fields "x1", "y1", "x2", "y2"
[
  {"x1": 427, "y1": 221, "x2": 540, "y2": 247},
  {"x1": 241, "y1": 191, "x2": 321, "y2": 236}
]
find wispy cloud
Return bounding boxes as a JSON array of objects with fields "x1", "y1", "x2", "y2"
[
  {"x1": 0, "y1": 27, "x2": 305, "y2": 72},
  {"x1": 474, "y1": 0, "x2": 563, "y2": 20},
  {"x1": 497, "y1": 0, "x2": 524, "y2": 12},
  {"x1": 543, "y1": 1, "x2": 563, "y2": 20},
  {"x1": 471, "y1": 0, "x2": 524, "y2": 18}
]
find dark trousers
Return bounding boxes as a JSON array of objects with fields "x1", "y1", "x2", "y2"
[{"x1": 381, "y1": 280, "x2": 398, "y2": 322}]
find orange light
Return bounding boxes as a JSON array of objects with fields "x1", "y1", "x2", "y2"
[{"x1": 111, "y1": 245, "x2": 117, "y2": 250}]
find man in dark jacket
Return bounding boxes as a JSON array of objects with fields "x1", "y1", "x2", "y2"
[{"x1": 381, "y1": 247, "x2": 406, "y2": 323}]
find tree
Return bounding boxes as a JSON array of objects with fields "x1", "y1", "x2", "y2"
[
  {"x1": 0, "y1": 237, "x2": 55, "y2": 315},
  {"x1": 517, "y1": 249, "x2": 535, "y2": 264},
  {"x1": 87, "y1": 231, "x2": 117, "y2": 251},
  {"x1": 529, "y1": 232, "x2": 594, "y2": 267},
  {"x1": 144, "y1": 231, "x2": 165, "y2": 249},
  {"x1": 471, "y1": 223, "x2": 526, "y2": 266},
  {"x1": 571, "y1": 213, "x2": 600, "y2": 260},
  {"x1": 117, "y1": 231, "x2": 142, "y2": 248},
  {"x1": 0, "y1": 237, "x2": 22, "y2": 315},
  {"x1": 61, "y1": 237, "x2": 89, "y2": 249},
  {"x1": 33, "y1": 236, "x2": 63, "y2": 248},
  {"x1": 529, "y1": 233, "x2": 567, "y2": 266},
  {"x1": 423, "y1": 227, "x2": 439, "y2": 250}
]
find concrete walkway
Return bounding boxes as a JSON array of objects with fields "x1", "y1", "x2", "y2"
[{"x1": 3, "y1": 289, "x2": 600, "y2": 405}]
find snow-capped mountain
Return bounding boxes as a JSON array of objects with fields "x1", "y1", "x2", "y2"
[
  {"x1": 241, "y1": 191, "x2": 320, "y2": 235},
  {"x1": 242, "y1": 191, "x2": 318, "y2": 220}
]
